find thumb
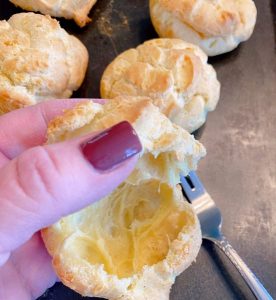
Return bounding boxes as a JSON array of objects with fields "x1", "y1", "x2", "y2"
[{"x1": 0, "y1": 121, "x2": 142, "y2": 264}]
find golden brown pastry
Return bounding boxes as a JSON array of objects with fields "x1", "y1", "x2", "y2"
[
  {"x1": 47, "y1": 96, "x2": 206, "y2": 185},
  {"x1": 9, "y1": 0, "x2": 97, "y2": 27},
  {"x1": 149, "y1": 0, "x2": 257, "y2": 56},
  {"x1": 43, "y1": 180, "x2": 201, "y2": 300},
  {"x1": 42, "y1": 96, "x2": 205, "y2": 299},
  {"x1": 100, "y1": 38, "x2": 220, "y2": 133},
  {"x1": 0, "y1": 13, "x2": 88, "y2": 114}
]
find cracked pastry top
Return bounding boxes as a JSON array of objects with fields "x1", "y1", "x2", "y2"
[
  {"x1": 0, "y1": 13, "x2": 88, "y2": 114},
  {"x1": 100, "y1": 38, "x2": 220, "y2": 133},
  {"x1": 42, "y1": 96, "x2": 205, "y2": 300},
  {"x1": 149, "y1": 0, "x2": 257, "y2": 56},
  {"x1": 9, "y1": 0, "x2": 97, "y2": 27}
]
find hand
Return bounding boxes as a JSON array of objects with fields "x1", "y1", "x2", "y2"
[{"x1": 0, "y1": 99, "x2": 142, "y2": 300}]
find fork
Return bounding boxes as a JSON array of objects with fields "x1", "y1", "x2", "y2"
[{"x1": 181, "y1": 171, "x2": 273, "y2": 300}]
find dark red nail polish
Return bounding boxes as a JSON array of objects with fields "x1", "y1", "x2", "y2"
[{"x1": 82, "y1": 121, "x2": 142, "y2": 171}]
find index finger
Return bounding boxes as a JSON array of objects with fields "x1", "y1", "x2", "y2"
[{"x1": 0, "y1": 99, "x2": 102, "y2": 159}]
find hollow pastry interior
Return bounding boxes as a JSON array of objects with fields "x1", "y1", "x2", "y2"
[
  {"x1": 45, "y1": 180, "x2": 199, "y2": 278},
  {"x1": 42, "y1": 180, "x2": 201, "y2": 299}
]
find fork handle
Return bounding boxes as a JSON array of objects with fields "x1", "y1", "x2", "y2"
[{"x1": 207, "y1": 236, "x2": 273, "y2": 300}]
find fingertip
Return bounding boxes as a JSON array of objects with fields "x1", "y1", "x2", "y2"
[{"x1": 81, "y1": 121, "x2": 142, "y2": 172}]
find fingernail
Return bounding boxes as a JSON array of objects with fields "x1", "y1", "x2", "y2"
[{"x1": 81, "y1": 121, "x2": 142, "y2": 171}]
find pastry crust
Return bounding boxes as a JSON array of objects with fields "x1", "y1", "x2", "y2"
[
  {"x1": 0, "y1": 13, "x2": 88, "y2": 114},
  {"x1": 149, "y1": 0, "x2": 257, "y2": 56},
  {"x1": 100, "y1": 38, "x2": 220, "y2": 133},
  {"x1": 42, "y1": 97, "x2": 204, "y2": 299},
  {"x1": 9, "y1": 0, "x2": 97, "y2": 27},
  {"x1": 47, "y1": 96, "x2": 206, "y2": 185},
  {"x1": 42, "y1": 180, "x2": 202, "y2": 300}
]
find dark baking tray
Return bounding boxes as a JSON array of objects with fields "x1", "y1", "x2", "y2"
[{"x1": 0, "y1": 1, "x2": 275, "y2": 299}]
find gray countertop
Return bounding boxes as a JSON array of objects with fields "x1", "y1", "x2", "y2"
[{"x1": 1, "y1": 0, "x2": 275, "y2": 299}]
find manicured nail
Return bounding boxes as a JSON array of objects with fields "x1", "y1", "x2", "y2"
[{"x1": 82, "y1": 121, "x2": 142, "y2": 171}]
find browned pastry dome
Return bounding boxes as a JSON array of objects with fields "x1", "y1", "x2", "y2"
[
  {"x1": 150, "y1": 0, "x2": 257, "y2": 56},
  {"x1": 0, "y1": 13, "x2": 88, "y2": 114},
  {"x1": 9, "y1": 0, "x2": 97, "y2": 27},
  {"x1": 100, "y1": 38, "x2": 220, "y2": 133}
]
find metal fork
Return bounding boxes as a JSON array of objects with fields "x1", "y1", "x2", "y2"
[{"x1": 181, "y1": 171, "x2": 273, "y2": 300}]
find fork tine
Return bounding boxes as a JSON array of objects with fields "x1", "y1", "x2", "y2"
[
  {"x1": 188, "y1": 171, "x2": 206, "y2": 191},
  {"x1": 180, "y1": 171, "x2": 206, "y2": 202},
  {"x1": 180, "y1": 173, "x2": 193, "y2": 190}
]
